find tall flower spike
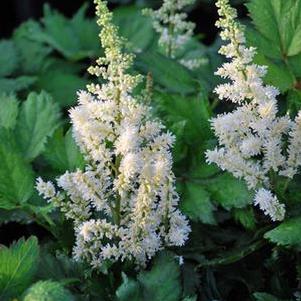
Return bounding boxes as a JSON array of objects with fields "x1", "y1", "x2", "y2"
[
  {"x1": 206, "y1": 0, "x2": 301, "y2": 221},
  {"x1": 144, "y1": 0, "x2": 199, "y2": 67},
  {"x1": 36, "y1": 0, "x2": 190, "y2": 268}
]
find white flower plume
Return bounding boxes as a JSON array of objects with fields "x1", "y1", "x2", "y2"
[
  {"x1": 206, "y1": 0, "x2": 301, "y2": 221},
  {"x1": 36, "y1": 0, "x2": 190, "y2": 268},
  {"x1": 144, "y1": 0, "x2": 198, "y2": 67}
]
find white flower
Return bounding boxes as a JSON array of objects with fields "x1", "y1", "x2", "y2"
[
  {"x1": 36, "y1": 0, "x2": 190, "y2": 269},
  {"x1": 206, "y1": 0, "x2": 301, "y2": 221},
  {"x1": 144, "y1": 0, "x2": 198, "y2": 68},
  {"x1": 254, "y1": 188, "x2": 285, "y2": 222},
  {"x1": 36, "y1": 177, "x2": 56, "y2": 199},
  {"x1": 115, "y1": 125, "x2": 139, "y2": 155}
]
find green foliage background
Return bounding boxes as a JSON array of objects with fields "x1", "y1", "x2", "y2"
[{"x1": 0, "y1": 0, "x2": 301, "y2": 300}]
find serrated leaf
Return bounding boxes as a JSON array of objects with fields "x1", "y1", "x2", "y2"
[
  {"x1": 245, "y1": 27, "x2": 281, "y2": 60},
  {"x1": 37, "y1": 247, "x2": 83, "y2": 282},
  {"x1": 116, "y1": 273, "x2": 142, "y2": 301},
  {"x1": 114, "y1": 6, "x2": 155, "y2": 52},
  {"x1": 0, "y1": 236, "x2": 39, "y2": 300},
  {"x1": 31, "y1": 4, "x2": 99, "y2": 60},
  {"x1": 0, "y1": 129, "x2": 34, "y2": 208},
  {"x1": 264, "y1": 217, "x2": 301, "y2": 248},
  {"x1": 13, "y1": 20, "x2": 52, "y2": 74},
  {"x1": 253, "y1": 292, "x2": 283, "y2": 301},
  {"x1": 43, "y1": 128, "x2": 85, "y2": 172},
  {"x1": 0, "y1": 94, "x2": 19, "y2": 129},
  {"x1": 0, "y1": 76, "x2": 36, "y2": 93},
  {"x1": 0, "y1": 40, "x2": 19, "y2": 77},
  {"x1": 247, "y1": 0, "x2": 301, "y2": 57},
  {"x1": 36, "y1": 71, "x2": 88, "y2": 107},
  {"x1": 253, "y1": 53, "x2": 295, "y2": 92},
  {"x1": 15, "y1": 91, "x2": 61, "y2": 161},
  {"x1": 136, "y1": 51, "x2": 197, "y2": 94},
  {"x1": 206, "y1": 173, "x2": 253, "y2": 210},
  {"x1": 181, "y1": 183, "x2": 216, "y2": 225},
  {"x1": 138, "y1": 252, "x2": 181, "y2": 301},
  {"x1": 23, "y1": 280, "x2": 74, "y2": 301},
  {"x1": 154, "y1": 92, "x2": 212, "y2": 151}
]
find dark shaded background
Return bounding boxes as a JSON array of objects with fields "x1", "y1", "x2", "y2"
[{"x1": 0, "y1": 0, "x2": 247, "y2": 45}]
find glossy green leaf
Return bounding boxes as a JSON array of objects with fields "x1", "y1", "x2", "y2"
[
  {"x1": 0, "y1": 94, "x2": 19, "y2": 129},
  {"x1": 114, "y1": 6, "x2": 155, "y2": 52},
  {"x1": 43, "y1": 128, "x2": 85, "y2": 172},
  {"x1": 31, "y1": 4, "x2": 99, "y2": 60},
  {"x1": 36, "y1": 71, "x2": 88, "y2": 107},
  {"x1": 0, "y1": 129, "x2": 34, "y2": 208},
  {"x1": 15, "y1": 91, "x2": 61, "y2": 161},
  {"x1": 0, "y1": 40, "x2": 19, "y2": 77},
  {"x1": 181, "y1": 183, "x2": 216, "y2": 225},
  {"x1": 247, "y1": 0, "x2": 301, "y2": 57},
  {"x1": 136, "y1": 51, "x2": 197, "y2": 94},
  {"x1": 23, "y1": 280, "x2": 74, "y2": 301},
  {"x1": 0, "y1": 76, "x2": 36, "y2": 93},
  {"x1": 138, "y1": 252, "x2": 181, "y2": 301},
  {"x1": 0, "y1": 237, "x2": 39, "y2": 300},
  {"x1": 264, "y1": 217, "x2": 301, "y2": 247},
  {"x1": 116, "y1": 273, "x2": 142, "y2": 301}
]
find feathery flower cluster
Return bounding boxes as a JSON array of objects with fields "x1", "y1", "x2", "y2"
[
  {"x1": 144, "y1": 0, "x2": 196, "y2": 63},
  {"x1": 206, "y1": 0, "x2": 301, "y2": 221},
  {"x1": 36, "y1": 0, "x2": 190, "y2": 268}
]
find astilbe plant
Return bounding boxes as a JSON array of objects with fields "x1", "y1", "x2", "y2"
[
  {"x1": 36, "y1": 0, "x2": 190, "y2": 268},
  {"x1": 206, "y1": 0, "x2": 301, "y2": 221},
  {"x1": 144, "y1": 0, "x2": 201, "y2": 69}
]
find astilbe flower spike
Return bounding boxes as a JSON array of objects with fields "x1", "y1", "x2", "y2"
[
  {"x1": 144, "y1": 0, "x2": 201, "y2": 69},
  {"x1": 206, "y1": 0, "x2": 301, "y2": 221},
  {"x1": 36, "y1": 0, "x2": 190, "y2": 268}
]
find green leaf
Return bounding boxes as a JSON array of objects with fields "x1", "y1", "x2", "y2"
[
  {"x1": 0, "y1": 40, "x2": 19, "y2": 77},
  {"x1": 264, "y1": 217, "x2": 301, "y2": 248},
  {"x1": 247, "y1": 0, "x2": 301, "y2": 57},
  {"x1": 233, "y1": 207, "x2": 256, "y2": 231},
  {"x1": 0, "y1": 236, "x2": 39, "y2": 300},
  {"x1": 13, "y1": 20, "x2": 52, "y2": 74},
  {"x1": 43, "y1": 128, "x2": 85, "y2": 172},
  {"x1": 253, "y1": 53, "x2": 295, "y2": 92},
  {"x1": 181, "y1": 183, "x2": 216, "y2": 225},
  {"x1": 138, "y1": 252, "x2": 181, "y2": 301},
  {"x1": 15, "y1": 91, "x2": 61, "y2": 161},
  {"x1": 36, "y1": 71, "x2": 88, "y2": 107},
  {"x1": 206, "y1": 173, "x2": 253, "y2": 210},
  {"x1": 0, "y1": 76, "x2": 36, "y2": 93},
  {"x1": 0, "y1": 129, "x2": 34, "y2": 209},
  {"x1": 245, "y1": 27, "x2": 281, "y2": 60},
  {"x1": 116, "y1": 273, "x2": 142, "y2": 301},
  {"x1": 31, "y1": 4, "x2": 99, "y2": 60},
  {"x1": 287, "y1": 89, "x2": 301, "y2": 113},
  {"x1": 288, "y1": 53, "x2": 301, "y2": 78},
  {"x1": 114, "y1": 6, "x2": 155, "y2": 52},
  {"x1": 23, "y1": 280, "x2": 74, "y2": 301},
  {"x1": 253, "y1": 292, "x2": 284, "y2": 301},
  {"x1": 136, "y1": 51, "x2": 197, "y2": 94},
  {"x1": 154, "y1": 92, "x2": 212, "y2": 153},
  {"x1": 37, "y1": 248, "x2": 83, "y2": 282},
  {"x1": 0, "y1": 94, "x2": 19, "y2": 129}
]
